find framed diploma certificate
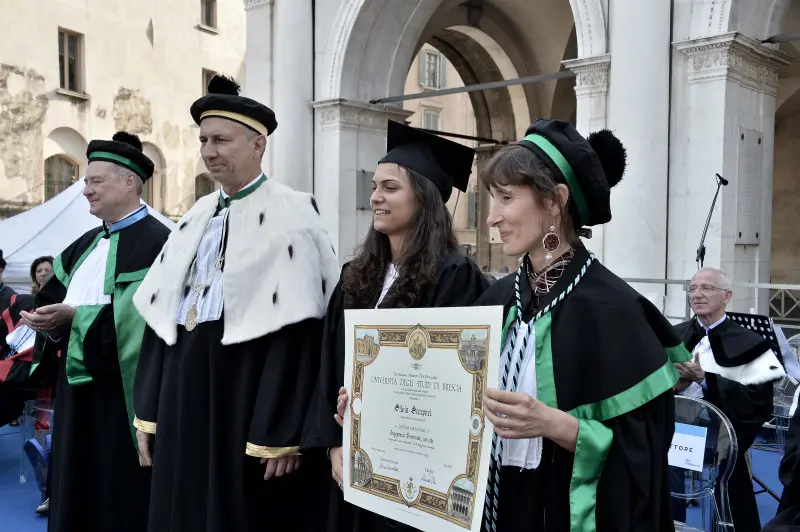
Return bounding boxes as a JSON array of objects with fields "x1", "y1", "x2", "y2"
[{"x1": 342, "y1": 306, "x2": 502, "y2": 532}]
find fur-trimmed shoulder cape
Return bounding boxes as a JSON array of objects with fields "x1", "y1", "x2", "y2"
[
  {"x1": 133, "y1": 179, "x2": 340, "y2": 346},
  {"x1": 675, "y1": 317, "x2": 785, "y2": 386}
]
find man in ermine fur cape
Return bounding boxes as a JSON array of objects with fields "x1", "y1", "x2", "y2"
[{"x1": 131, "y1": 74, "x2": 339, "y2": 532}]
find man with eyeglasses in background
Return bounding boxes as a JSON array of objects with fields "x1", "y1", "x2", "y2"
[{"x1": 670, "y1": 267, "x2": 785, "y2": 531}]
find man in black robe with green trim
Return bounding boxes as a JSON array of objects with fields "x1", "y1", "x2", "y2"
[
  {"x1": 21, "y1": 131, "x2": 171, "y2": 532},
  {"x1": 132, "y1": 75, "x2": 339, "y2": 532}
]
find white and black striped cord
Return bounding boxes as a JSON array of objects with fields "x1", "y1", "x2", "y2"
[{"x1": 482, "y1": 253, "x2": 594, "y2": 531}]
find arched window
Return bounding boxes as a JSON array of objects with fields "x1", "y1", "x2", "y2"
[
  {"x1": 44, "y1": 155, "x2": 78, "y2": 200},
  {"x1": 141, "y1": 172, "x2": 154, "y2": 206},
  {"x1": 195, "y1": 174, "x2": 214, "y2": 202},
  {"x1": 141, "y1": 143, "x2": 165, "y2": 210}
]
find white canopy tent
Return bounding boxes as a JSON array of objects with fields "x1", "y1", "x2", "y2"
[{"x1": 1, "y1": 180, "x2": 176, "y2": 293}]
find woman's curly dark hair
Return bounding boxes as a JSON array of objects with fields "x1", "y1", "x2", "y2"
[{"x1": 341, "y1": 166, "x2": 459, "y2": 308}]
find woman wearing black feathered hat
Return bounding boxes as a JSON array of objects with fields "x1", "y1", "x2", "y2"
[{"x1": 473, "y1": 119, "x2": 691, "y2": 531}]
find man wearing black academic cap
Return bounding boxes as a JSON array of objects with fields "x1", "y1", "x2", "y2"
[
  {"x1": 132, "y1": 75, "x2": 339, "y2": 532},
  {"x1": 20, "y1": 131, "x2": 171, "y2": 532}
]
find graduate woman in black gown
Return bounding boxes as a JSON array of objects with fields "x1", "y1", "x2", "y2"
[
  {"x1": 473, "y1": 119, "x2": 692, "y2": 531},
  {"x1": 301, "y1": 121, "x2": 490, "y2": 532}
]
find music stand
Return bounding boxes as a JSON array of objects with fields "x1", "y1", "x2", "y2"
[
  {"x1": 725, "y1": 311, "x2": 782, "y2": 501},
  {"x1": 726, "y1": 312, "x2": 782, "y2": 365}
]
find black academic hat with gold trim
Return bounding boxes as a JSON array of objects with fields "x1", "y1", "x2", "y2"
[
  {"x1": 379, "y1": 121, "x2": 475, "y2": 203},
  {"x1": 518, "y1": 118, "x2": 627, "y2": 228},
  {"x1": 86, "y1": 131, "x2": 155, "y2": 182},
  {"x1": 190, "y1": 75, "x2": 278, "y2": 137}
]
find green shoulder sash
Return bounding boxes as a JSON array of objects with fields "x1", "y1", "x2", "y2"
[
  {"x1": 499, "y1": 305, "x2": 691, "y2": 531},
  {"x1": 59, "y1": 231, "x2": 153, "y2": 450}
]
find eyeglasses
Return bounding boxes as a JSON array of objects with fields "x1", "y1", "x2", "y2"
[{"x1": 687, "y1": 284, "x2": 729, "y2": 295}]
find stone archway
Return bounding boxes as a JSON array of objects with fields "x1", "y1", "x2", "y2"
[
  {"x1": 772, "y1": 88, "x2": 800, "y2": 285},
  {"x1": 770, "y1": 1, "x2": 800, "y2": 288},
  {"x1": 422, "y1": 26, "x2": 521, "y2": 271},
  {"x1": 43, "y1": 127, "x2": 87, "y2": 170},
  {"x1": 42, "y1": 127, "x2": 88, "y2": 203},
  {"x1": 325, "y1": 0, "x2": 606, "y2": 102},
  {"x1": 316, "y1": 0, "x2": 602, "y2": 260}
]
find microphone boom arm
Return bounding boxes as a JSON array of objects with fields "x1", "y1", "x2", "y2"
[{"x1": 696, "y1": 174, "x2": 727, "y2": 269}]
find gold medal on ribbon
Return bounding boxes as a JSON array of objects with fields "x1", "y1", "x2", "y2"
[{"x1": 185, "y1": 305, "x2": 198, "y2": 332}]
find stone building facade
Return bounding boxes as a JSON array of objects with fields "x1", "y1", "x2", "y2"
[
  {"x1": 245, "y1": 0, "x2": 800, "y2": 320},
  {"x1": 0, "y1": 0, "x2": 246, "y2": 219}
]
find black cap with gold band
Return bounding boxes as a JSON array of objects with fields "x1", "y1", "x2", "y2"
[{"x1": 190, "y1": 75, "x2": 277, "y2": 137}]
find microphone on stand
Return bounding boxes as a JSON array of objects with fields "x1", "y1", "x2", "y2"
[{"x1": 696, "y1": 174, "x2": 729, "y2": 269}]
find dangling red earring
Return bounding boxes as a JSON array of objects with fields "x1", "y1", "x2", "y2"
[{"x1": 543, "y1": 221, "x2": 560, "y2": 263}]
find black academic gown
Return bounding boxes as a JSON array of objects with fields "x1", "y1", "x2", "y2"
[
  {"x1": 36, "y1": 215, "x2": 170, "y2": 532},
  {"x1": 474, "y1": 245, "x2": 687, "y2": 532},
  {"x1": 301, "y1": 249, "x2": 490, "y2": 532},
  {"x1": 134, "y1": 253, "x2": 330, "y2": 529},
  {"x1": 762, "y1": 403, "x2": 800, "y2": 530},
  {"x1": 0, "y1": 282, "x2": 17, "y2": 313},
  {"x1": 674, "y1": 318, "x2": 775, "y2": 532}
]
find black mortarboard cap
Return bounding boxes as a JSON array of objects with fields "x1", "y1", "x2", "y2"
[
  {"x1": 519, "y1": 119, "x2": 627, "y2": 227},
  {"x1": 190, "y1": 75, "x2": 277, "y2": 136},
  {"x1": 378, "y1": 121, "x2": 475, "y2": 203},
  {"x1": 86, "y1": 131, "x2": 155, "y2": 182}
]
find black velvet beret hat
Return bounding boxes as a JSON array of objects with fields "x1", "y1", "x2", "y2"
[
  {"x1": 518, "y1": 118, "x2": 627, "y2": 228},
  {"x1": 86, "y1": 131, "x2": 154, "y2": 181}
]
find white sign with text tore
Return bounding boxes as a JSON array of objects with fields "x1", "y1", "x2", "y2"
[{"x1": 668, "y1": 423, "x2": 707, "y2": 472}]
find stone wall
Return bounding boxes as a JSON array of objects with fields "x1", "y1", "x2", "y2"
[{"x1": 0, "y1": 0, "x2": 246, "y2": 219}]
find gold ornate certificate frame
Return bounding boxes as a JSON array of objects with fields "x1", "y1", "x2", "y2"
[{"x1": 349, "y1": 324, "x2": 490, "y2": 529}]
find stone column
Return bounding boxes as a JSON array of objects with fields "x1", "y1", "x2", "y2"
[
  {"x1": 244, "y1": 0, "x2": 314, "y2": 193},
  {"x1": 244, "y1": 0, "x2": 275, "y2": 175},
  {"x1": 313, "y1": 99, "x2": 413, "y2": 262},
  {"x1": 668, "y1": 33, "x2": 790, "y2": 315},
  {"x1": 272, "y1": 0, "x2": 314, "y2": 192},
  {"x1": 604, "y1": 0, "x2": 672, "y2": 287},
  {"x1": 563, "y1": 54, "x2": 610, "y2": 262}
]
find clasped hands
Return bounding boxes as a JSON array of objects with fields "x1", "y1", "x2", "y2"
[{"x1": 674, "y1": 355, "x2": 705, "y2": 391}]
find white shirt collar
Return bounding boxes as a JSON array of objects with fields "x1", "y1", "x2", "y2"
[
  {"x1": 219, "y1": 173, "x2": 264, "y2": 200},
  {"x1": 697, "y1": 313, "x2": 727, "y2": 333}
]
